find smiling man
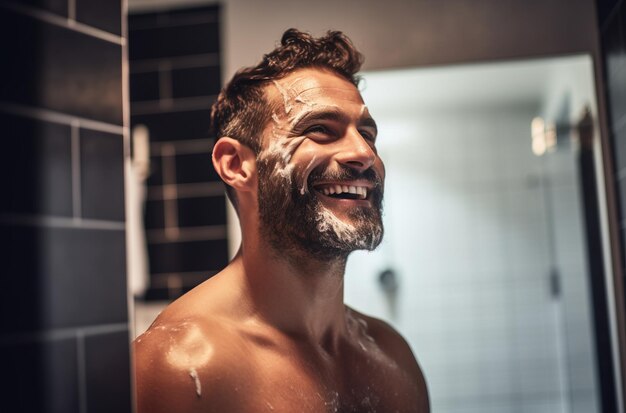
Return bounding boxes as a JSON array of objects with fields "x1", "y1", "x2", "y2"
[{"x1": 133, "y1": 29, "x2": 429, "y2": 413}]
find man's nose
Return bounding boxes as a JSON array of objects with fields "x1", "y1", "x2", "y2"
[{"x1": 335, "y1": 128, "x2": 377, "y2": 172}]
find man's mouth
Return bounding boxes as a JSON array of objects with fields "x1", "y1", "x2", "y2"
[{"x1": 312, "y1": 183, "x2": 369, "y2": 200}]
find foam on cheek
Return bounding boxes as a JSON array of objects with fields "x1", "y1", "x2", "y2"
[
  {"x1": 263, "y1": 80, "x2": 349, "y2": 194},
  {"x1": 260, "y1": 131, "x2": 306, "y2": 182},
  {"x1": 259, "y1": 106, "x2": 313, "y2": 183},
  {"x1": 299, "y1": 155, "x2": 317, "y2": 195}
]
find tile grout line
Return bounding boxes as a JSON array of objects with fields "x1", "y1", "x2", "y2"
[
  {"x1": 149, "y1": 138, "x2": 214, "y2": 156},
  {"x1": 0, "y1": 101, "x2": 126, "y2": 135},
  {"x1": 146, "y1": 224, "x2": 227, "y2": 243},
  {"x1": 146, "y1": 182, "x2": 224, "y2": 200},
  {"x1": 76, "y1": 331, "x2": 88, "y2": 413},
  {"x1": 131, "y1": 95, "x2": 216, "y2": 116},
  {"x1": 0, "y1": 1, "x2": 124, "y2": 45},
  {"x1": 0, "y1": 323, "x2": 129, "y2": 345},
  {"x1": 161, "y1": 144, "x2": 180, "y2": 240},
  {"x1": 130, "y1": 53, "x2": 220, "y2": 74},
  {"x1": 67, "y1": 0, "x2": 76, "y2": 21},
  {"x1": 0, "y1": 213, "x2": 126, "y2": 230},
  {"x1": 128, "y1": 14, "x2": 218, "y2": 32},
  {"x1": 131, "y1": 95, "x2": 217, "y2": 116},
  {"x1": 71, "y1": 120, "x2": 82, "y2": 219},
  {"x1": 158, "y1": 61, "x2": 173, "y2": 109}
]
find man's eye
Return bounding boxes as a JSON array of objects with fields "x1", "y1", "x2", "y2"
[
  {"x1": 360, "y1": 130, "x2": 377, "y2": 143},
  {"x1": 305, "y1": 125, "x2": 332, "y2": 136}
]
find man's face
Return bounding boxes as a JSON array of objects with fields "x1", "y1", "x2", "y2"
[{"x1": 256, "y1": 68, "x2": 385, "y2": 261}]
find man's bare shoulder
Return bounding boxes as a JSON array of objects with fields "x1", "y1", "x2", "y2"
[
  {"x1": 346, "y1": 306, "x2": 430, "y2": 410},
  {"x1": 133, "y1": 306, "x2": 249, "y2": 412}
]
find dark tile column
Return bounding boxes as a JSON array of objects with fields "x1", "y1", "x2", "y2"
[
  {"x1": 597, "y1": 0, "x2": 626, "y2": 302},
  {"x1": 0, "y1": 1, "x2": 131, "y2": 412},
  {"x1": 129, "y1": 5, "x2": 228, "y2": 301},
  {"x1": 596, "y1": 0, "x2": 626, "y2": 410}
]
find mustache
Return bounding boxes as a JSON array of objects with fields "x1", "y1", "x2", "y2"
[{"x1": 306, "y1": 165, "x2": 384, "y2": 190}]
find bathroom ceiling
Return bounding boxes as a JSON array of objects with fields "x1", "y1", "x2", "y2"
[{"x1": 361, "y1": 56, "x2": 583, "y2": 115}]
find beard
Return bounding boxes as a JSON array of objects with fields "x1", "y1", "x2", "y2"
[{"x1": 257, "y1": 157, "x2": 384, "y2": 262}]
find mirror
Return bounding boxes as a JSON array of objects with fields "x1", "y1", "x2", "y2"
[{"x1": 345, "y1": 55, "x2": 604, "y2": 412}]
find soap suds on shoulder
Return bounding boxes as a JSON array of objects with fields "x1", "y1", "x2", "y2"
[{"x1": 189, "y1": 368, "x2": 202, "y2": 397}]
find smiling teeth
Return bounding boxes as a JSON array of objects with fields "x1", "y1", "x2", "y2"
[{"x1": 319, "y1": 185, "x2": 368, "y2": 199}]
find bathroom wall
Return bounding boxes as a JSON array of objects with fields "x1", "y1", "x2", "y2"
[
  {"x1": 128, "y1": 4, "x2": 229, "y2": 301},
  {"x1": 345, "y1": 106, "x2": 558, "y2": 413},
  {"x1": 0, "y1": 1, "x2": 132, "y2": 412}
]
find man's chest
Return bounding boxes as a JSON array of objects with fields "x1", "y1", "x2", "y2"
[{"x1": 238, "y1": 355, "x2": 420, "y2": 413}]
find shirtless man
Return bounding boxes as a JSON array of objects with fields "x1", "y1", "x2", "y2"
[{"x1": 134, "y1": 29, "x2": 429, "y2": 413}]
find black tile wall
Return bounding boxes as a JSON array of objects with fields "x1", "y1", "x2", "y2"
[
  {"x1": 130, "y1": 5, "x2": 227, "y2": 301},
  {"x1": 177, "y1": 196, "x2": 226, "y2": 227},
  {"x1": 176, "y1": 152, "x2": 220, "y2": 183},
  {"x1": 1, "y1": 0, "x2": 131, "y2": 411},
  {"x1": 85, "y1": 331, "x2": 132, "y2": 413},
  {"x1": 0, "y1": 9, "x2": 123, "y2": 125},
  {"x1": 598, "y1": 0, "x2": 626, "y2": 337},
  {"x1": 127, "y1": 12, "x2": 159, "y2": 29},
  {"x1": 599, "y1": 0, "x2": 621, "y2": 24},
  {"x1": 130, "y1": 71, "x2": 160, "y2": 101},
  {"x1": 148, "y1": 239, "x2": 228, "y2": 274},
  {"x1": 129, "y1": 22, "x2": 219, "y2": 60},
  {"x1": 20, "y1": 0, "x2": 68, "y2": 16},
  {"x1": 146, "y1": 156, "x2": 163, "y2": 186},
  {"x1": 607, "y1": 65, "x2": 626, "y2": 127},
  {"x1": 132, "y1": 110, "x2": 212, "y2": 141},
  {"x1": 172, "y1": 65, "x2": 221, "y2": 98},
  {"x1": 614, "y1": 124, "x2": 626, "y2": 167},
  {"x1": 166, "y1": 5, "x2": 219, "y2": 22},
  {"x1": 2, "y1": 338, "x2": 79, "y2": 413},
  {"x1": 4, "y1": 226, "x2": 128, "y2": 333},
  {"x1": 76, "y1": 0, "x2": 122, "y2": 35},
  {"x1": 603, "y1": 6, "x2": 624, "y2": 61},
  {"x1": 80, "y1": 129, "x2": 125, "y2": 221},
  {"x1": 144, "y1": 200, "x2": 165, "y2": 229},
  {"x1": 0, "y1": 113, "x2": 73, "y2": 216}
]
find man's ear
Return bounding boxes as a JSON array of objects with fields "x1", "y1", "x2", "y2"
[{"x1": 212, "y1": 137, "x2": 257, "y2": 192}]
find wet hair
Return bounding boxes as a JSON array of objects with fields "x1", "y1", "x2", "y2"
[{"x1": 210, "y1": 28, "x2": 364, "y2": 209}]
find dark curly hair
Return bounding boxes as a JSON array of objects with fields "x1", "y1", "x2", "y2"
[{"x1": 210, "y1": 28, "x2": 364, "y2": 208}]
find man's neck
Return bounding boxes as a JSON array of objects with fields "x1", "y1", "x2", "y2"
[{"x1": 234, "y1": 240, "x2": 350, "y2": 348}]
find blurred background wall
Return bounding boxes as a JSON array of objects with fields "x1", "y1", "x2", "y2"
[{"x1": 128, "y1": 4, "x2": 229, "y2": 301}]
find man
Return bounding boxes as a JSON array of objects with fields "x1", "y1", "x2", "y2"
[{"x1": 134, "y1": 29, "x2": 429, "y2": 413}]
